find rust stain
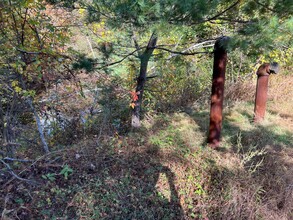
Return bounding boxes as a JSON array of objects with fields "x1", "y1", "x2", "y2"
[
  {"x1": 254, "y1": 63, "x2": 279, "y2": 123},
  {"x1": 208, "y1": 37, "x2": 229, "y2": 148}
]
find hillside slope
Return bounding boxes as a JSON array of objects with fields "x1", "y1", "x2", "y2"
[{"x1": 1, "y1": 75, "x2": 292, "y2": 220}]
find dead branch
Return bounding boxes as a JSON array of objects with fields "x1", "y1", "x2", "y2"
[
  {"x1": 155, "y1": 47, "x2": 212, "y2": 55},
  {"x1": 95, "y1": 42, "x2": 212, "y2": 69},
  {"x1": 0, "y1": 159, "x2": 38, "y2": 185},
  {"x1": 2, "y1": 157, "x2": 34, "y2": 163}
]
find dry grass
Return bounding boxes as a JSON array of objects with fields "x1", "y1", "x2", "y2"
[
  {"x1": 210, "y1": 74, "x2": 293, "y2": 220},
  {"x1": 267, "y1": 74, "x2": 293, "y2": 132},
  {"x1": 1, "y1": 74, "x2": 293, "y2": 219},
  {"x1": 225, "y1": 79, "x2": 256, "y2": 103}
]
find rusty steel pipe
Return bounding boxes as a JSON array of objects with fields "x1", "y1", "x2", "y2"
[
  {"x1": 207, "y1": 37, "x2": 229, "y2": 148},
  {"x1": 254, "y1": 62, "x2": 279, "y2": 123}
]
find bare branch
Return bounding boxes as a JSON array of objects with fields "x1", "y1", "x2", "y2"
[
  {"x1": 29, "y1": 24, "x2": 43, "y2": 49},
  {"x1": 14, "y1": 9, "x2": 44, "y2": 50},
  {"x1": 86, "y1": 35, "x2": 96, "y2": 59},
  {"x1": 95, "y1": 47, "x2": 142, "y2": 69},
  {"x1": 20, "y1": 8, "x2": 28, "y2": 45},
  {"x1": 132, "y1": 34, "x2": 141, "y2": 57},
  {"x1": 216, "y1": 17, "x2": 250, "y2": 24},
  {"x1": 16, "y1": 48, "x2": 42, "y2": 54},
  {"x1": 2, "y1": 142, "x2": 21, "y2": 147},
  {"x1": 27, "y1": 98, "x2": 50, "y2": 154},
  {"x1": 191, "y1": 0, "x2": 241, "y2": 25},
  {"x1": 15, "y1": 48, "x2": 72, "y2": 61},
  {"x1": 2, "y1": 157, "x2": 34, "y2": 163},
  {"x1": 95, "y1": 41, "x2": 212, "y2": 69},
  {"x1": 146, "y1": 75, "x2": 158, "y2": 79},
  {"x1": 132, "y1": 34, "x2": 140, "y2": 50},
  {"x1": 168, "y1": 40, "x2": 216, "y2": 59},
  {"x1": 253, "y1": 0, "x2": 276, "y2": 13},
  {"x1": 0, "y1": 159, "x2": 38, "y2": 185},
  {"x1": 9, "y1": 0, "x2": 21, "y2": 44},
  {"x1": 155, "y1": 46, "x2": 212, "y2": 55}
]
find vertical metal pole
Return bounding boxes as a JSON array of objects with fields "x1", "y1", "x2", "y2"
[
  {"x1": 254, "y1": 63, "x2": 279, "y2": 123},
  {"x1": 207, "y1": 37, "x2": 229, "y2": 148}
]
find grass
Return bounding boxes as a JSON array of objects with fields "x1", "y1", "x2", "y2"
[{"x1": 1, "y1": 76, "x2": 293, "y2": 219}]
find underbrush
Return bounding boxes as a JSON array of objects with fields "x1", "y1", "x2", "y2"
[
  {"x1": 1, "y1": 102, "x2": 293, "y2": 219},
  {"x1": 1, "y1": 74, "x2": 293, "y2": 219}
]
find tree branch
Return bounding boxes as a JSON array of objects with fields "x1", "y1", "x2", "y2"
[
  {"x1": 95, "y1": 47, "x2": 142, "y2": 69},
  {"x1": 132, "y1": 34, "x2": 141, "y2": 57},
  {"x1": 155, "y1": 46, "x2": 212, "y2": 55},
  {"x1": 253, "y1": 0, "x2": 276, "y2": 13},
  {"x1": 9, "y1": 0, "x2": 21, "y2": 45},
  {"x1": 16, "y1": 48, "x2": 41, "y2": 54},
  {"x1": 168, "y1": 40, "x2": 215, "y2": 59},
  {"x1": 191, "y1": 0, "x2": 241, "y2": 25},
  {"x1": 15, "y1": 48, "x2": 72, "y2": 61},
  {"x1": 95, "y1": 42, "x2": 213, "y2": 69},
  {"x1": 0, "y1": 159, "x2": 38, "y2": 185},
  {"x1": 20, "y1": 8, "x2": 28, "y2": 45},
  {"x1": 28, "y1": 24, "x2": 43, "y2": 50},
  {"x1": 2, "y1": 157, "x2": 34, "y2": 163},
  {"x1": 215, "y1": 17, "x2": 250, "y2": 24}
]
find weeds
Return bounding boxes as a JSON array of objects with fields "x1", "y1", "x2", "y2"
[
  {"x1": 1, "y1": 76, "x2": 293, "y2": 219},
  {"x1": 236, "y1": 133, "x2": 267, "y2": 174},
  {"x1": 60, "y1": 164, "x2": 73, "y2": 180}
]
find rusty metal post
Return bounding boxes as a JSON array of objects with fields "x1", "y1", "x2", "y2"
[
  {"x1": 254, "y1": 62, "x2": 279, "y2": 123},
  {"x1": 207, "y1": 37, "x2": 229, "y2": 148}
]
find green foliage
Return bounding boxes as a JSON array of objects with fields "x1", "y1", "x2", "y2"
[
  {"x1": 70, "y1": 0, "x2": 293, "y2": 123},
  {"x1": 45, "y1": 0, "x2": 76, "y2": 8},
  {"x1": 42, "y1": 173, "x2": 56, "y2": 181},
  {"x1": 236, "y1": 133, "x2": 267, "y2": 174},
  {"x1": 233, "y1": 16, "x2": 293, "y2": 57},
  {"x1": 0, "y1": 0, "x2": 72, "y2": 108},
  {"x1": 72, "y1": 55, "x2": 95, "y2": 72},
  {"x1": 1, "y1": 1, "x2": 293, "y2": 218},
  {"x1": 90, "y1": 0, "x2": 226, "y2": 27},
  {"x1": 60, "y1": 164, "x2": 73, "y2": 180},
  {"x1": 41, "y1": 165, "x2": 73, "y2": 182}
]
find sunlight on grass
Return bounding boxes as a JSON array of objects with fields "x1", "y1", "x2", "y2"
[
  {"x1": 156, "y1": 172, "x2": 172, "y2": 202},
  {"x1": 148, "y1": 113, "x2": 205, "y2": 153}
]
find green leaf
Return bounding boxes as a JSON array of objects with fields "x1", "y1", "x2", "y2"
[{"x1": 60, "y1": 164, "x2": 73, "y2": 180}]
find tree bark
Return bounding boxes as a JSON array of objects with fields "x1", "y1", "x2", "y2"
[{"x1": 131, "y1": 34, "x2": 157, "y2": 128}]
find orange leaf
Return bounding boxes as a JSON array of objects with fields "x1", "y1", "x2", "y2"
[{"x1": 130, "y1": 91, "x2": 139, "y2": 101}]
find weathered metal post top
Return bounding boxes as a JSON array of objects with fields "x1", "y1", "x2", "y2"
[
  {"x1": 207, "y1": 36, "x2": 229, "y2": 148},
  {"x1": 254, "y1": 62, "x2": 279, "y2": 123},
  {"x1": 256, "y1": 62, "x2": 279, "y2": 76}
]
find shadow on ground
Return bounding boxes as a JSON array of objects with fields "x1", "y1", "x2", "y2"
[
  {"x1": 3, "y1": 140, "x2": 185, "y2": 220},
  {"x1": 186, "y1": 107, "x2": 293, "y2": 151},
  {"x1": 186, "y1": 107, "x2": 293, "y2": 219}
]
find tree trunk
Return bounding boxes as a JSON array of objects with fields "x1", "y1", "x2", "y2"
[
  {"x1": 27, "y1": 98, "x2": 50, "y2": 154},
  {"x1": 19, "y1": 74, "x2": 50, "y2": 154},
  {"x1": 131, "y1": 34, "x2": 157, "y2": 128}
]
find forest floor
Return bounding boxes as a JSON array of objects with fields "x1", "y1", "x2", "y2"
[{"x1": 1, "y1": 75, "x2": 293, "y2": 220}]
